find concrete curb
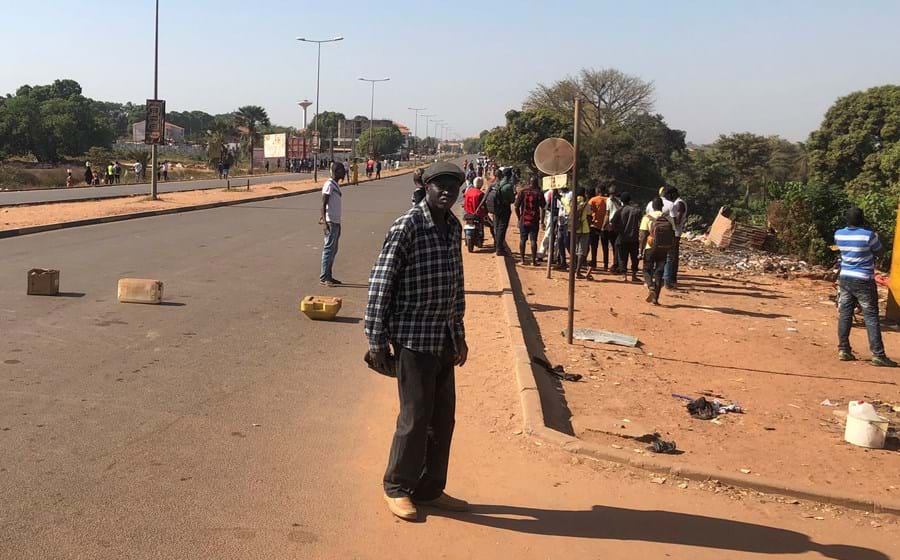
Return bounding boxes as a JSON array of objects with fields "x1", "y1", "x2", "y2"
[
  {"x1": 495, "y1": 255, "x2": 900, "y2": 516},
  {"x1": 0, "y1": 169, "x2": 416, "y2": 240}
]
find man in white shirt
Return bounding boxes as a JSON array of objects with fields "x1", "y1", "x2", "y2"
[
  {"x1": 663, "y1": 187, "x2": 688, "y2": 289},
  {"x1": 319, "y1": 163, "x2": 347, "y2": 286}
]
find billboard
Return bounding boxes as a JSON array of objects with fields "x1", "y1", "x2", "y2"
[
  {"x1": 264, "y1": 133, "x2": 287, "y2": 159},
  {"x1": 144, "y1": 99, "x2": 166, "y2": 145}
]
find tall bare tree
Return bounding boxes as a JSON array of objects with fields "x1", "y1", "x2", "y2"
[{"x1": 524, "y1": 68, "x2": 655, "y2": 133}]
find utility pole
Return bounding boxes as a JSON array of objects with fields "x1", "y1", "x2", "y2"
[
  {"x1": 566, "y1": 98, "x2": 582, "y2": 345},
  {"x1": 358, "y1": 77, "x2": 390, "y2": 157},
  {"x1": 408, "y1": 107, "x2": 425, "y2": 160},
  {"x1": 297, "y1": 36, "x2": 343, "y2": 183},
  {"x1": 150, "y1": 0, "x2": 159, "y2": 200},
  {"x1": 422, "y1": 114, "x2": 435, "y2": 155}
]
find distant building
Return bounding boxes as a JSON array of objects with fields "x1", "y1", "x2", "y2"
[{"x1": 132, "y1": 121, "x2": 185, "y2": 144}]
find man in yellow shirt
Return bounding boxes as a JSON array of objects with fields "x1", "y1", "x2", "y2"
[
  {"x1": 639, "y1": 197, "x2": 676, "y2": 305},
  {"x1": 563, "y1": 186, "x2": 591, "y2": 278}
]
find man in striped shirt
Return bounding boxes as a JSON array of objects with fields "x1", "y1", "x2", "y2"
[{"x1": 835, "y1": 206, "x2": 896, "y2": 366}]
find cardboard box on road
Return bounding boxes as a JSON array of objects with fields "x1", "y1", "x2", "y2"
[{"x1": 27, "y1": 269, "x2": 60, "y2": 296}]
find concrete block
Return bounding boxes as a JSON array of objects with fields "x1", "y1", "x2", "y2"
[
  {"x1": 27, "y1": 269, "x2": 60, "y2": 296},
  {"x1": 117, "y1": 278, "x2": 164, "y2": 304}
]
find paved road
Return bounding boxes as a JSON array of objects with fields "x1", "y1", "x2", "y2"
[
  {"x1": 0, "y1": 172, "x2": 308, "y2": 206},
  {"x1": 0, "y1": 171, "x2": 421, "y2": 558}
]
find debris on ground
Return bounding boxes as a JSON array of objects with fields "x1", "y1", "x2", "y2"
[
  {"x1": 706, "y1": 207, "x2": 769, "y2": 250},
  {"x1": 674, "y1": 394, "x2": 744, "y2": 420},
  {"x1": 532, "y1": 355, "x2": 582, "y2": 382},
  {"x1": 567, "y1": 328, "x2": 639, "y2": 348},
  {"x1": 680, "y1": 237, "x2": 831, "y2": 277}
]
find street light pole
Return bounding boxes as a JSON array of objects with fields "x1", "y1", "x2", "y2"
[
  {"x1": 297, "y1": 36, "x2": 343, "y2": 183},
  {"x1": 150, "y1": 0, "x2": 159, "y2": 200},
  {"x1": 358, "y1": 77, "x2": 390, "y2": 158},
  {"x1": 422, "y1": 114, "x2": 435, "y2": 156},
  {"x1": 408, "y1": 107, "x2": 425, "y2": 160}
]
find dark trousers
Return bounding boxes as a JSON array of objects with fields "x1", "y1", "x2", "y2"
[
  {"x1": 494, "y1": 209, "x2": 511, "y2": 255},
  {"x1": 601, "y1": 230, "x2": 618, "y2": 270},
  {"x1": 644, "y1": 248, "x2": 669, "y2": 300},
  {"x1": 616, "y1": 238, "x2": 639, "y2": 277},
  {"x1": 837, "y1": 277, "x2": 886, "y2": 357},
  {"x1": 589, "y1": 228, "x2": 602, "y2": 268},
  {"x1": 384, "y1": 343, "x2": 456, "y2": 500},
  {"x1": 664, "y1": 236, "x2": 681, "y2": 285}
]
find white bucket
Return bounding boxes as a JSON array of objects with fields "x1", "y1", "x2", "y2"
[{"x1": 844, "y1": 401, "x2": 889, "y2": 449}]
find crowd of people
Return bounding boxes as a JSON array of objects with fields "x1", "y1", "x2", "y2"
[
  {"x1": 75, "y1": 160, "x2": 170, "y2": 187},
  {"x1": 458, "y1": 160, "x2": 688, "y2": 306}
]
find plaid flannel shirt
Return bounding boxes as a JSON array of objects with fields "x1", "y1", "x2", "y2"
[{"x1": 365, "y1": 200, "x2": 466, "y2": 355}]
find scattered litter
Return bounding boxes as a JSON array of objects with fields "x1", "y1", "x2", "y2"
[
  {"x1": 677, "y1": 395, "x2": 745, "y2": 420},
  {"x1": 784, "y1": 318, "x2": 798, "y2": 323},
  {"x1": 512, "y1": 430, "x2": 523, "y2": 435},
  {"x1": 786, "y1": 327, "x2": 799, "y2": 332},
  {"x1": 739, "y1": 468, "x2": 752, "y2": 474},
  {"x1": 252, "y1": 423, "x2": 261, "y2": 427},
  {"x1": 648, "y1": 439, "x2": 678, "y2": 454},
  {"x1": 531, "y1": 356, "x2": 582, "y2": 382},
  {"x1": 678, "y1": 482, "x2": 689, "y2": 489},
  {"x1": 820, "y1": 399, "x2": 838, "y2": 407},
  {"x1": 611, "y1": 444, "x2": 623, "y2": 449},
  {"x1": 651, "y1": 477, "x2": 667, "y2": 484},
  {"x1": 566, "y1": 328, "x2": 639, "y2": 348},
  {"x1": 788, "y1": 404, "x2": 802, "y2": 409}
]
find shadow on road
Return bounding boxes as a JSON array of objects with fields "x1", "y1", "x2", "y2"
[
  {"x1": 426, "y1": 504, "x2": 889, "y2": 559},
  {"x1": 666, "y1": 303, "x2": 790, "y2": 319}
]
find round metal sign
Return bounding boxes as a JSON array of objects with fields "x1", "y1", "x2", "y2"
[{"x1": 533, "y1": 137, "x2": 575, "y2": 175}]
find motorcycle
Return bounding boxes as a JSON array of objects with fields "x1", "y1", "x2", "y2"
[{"x1": 463, "y1": 213, "x2": 485, "y2": 253}]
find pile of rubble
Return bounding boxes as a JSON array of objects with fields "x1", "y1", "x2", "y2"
[{"x1": 681, "y1": 235, "x2": 833, "y2": 278}]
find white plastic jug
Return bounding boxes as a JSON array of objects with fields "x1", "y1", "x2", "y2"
[{"x1": 844, "y1": 401, "x2": 889, "y2": 449}]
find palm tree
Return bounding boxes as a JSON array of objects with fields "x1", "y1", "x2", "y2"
[{"x1": 234, "y1": 105, "x2": 270, "y2": 174}]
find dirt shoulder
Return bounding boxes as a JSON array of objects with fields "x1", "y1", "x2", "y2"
[
  {"x1": 0, "y1": 169, "x2": 410, "y2": 232},
  {"x1": 506, "y1": 233, "x2": 900, "y2": 505}
]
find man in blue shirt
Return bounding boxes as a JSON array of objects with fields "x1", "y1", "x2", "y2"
[{"x1": 834, "y1": 206, "x2": 896, "y2": 366}]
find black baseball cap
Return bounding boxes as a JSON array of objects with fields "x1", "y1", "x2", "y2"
[{"x1": 422, "y1": 162, "x2": 465, "y2": 186}]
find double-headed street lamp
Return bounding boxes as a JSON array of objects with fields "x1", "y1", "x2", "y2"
[
  {"x1": 358, "y1": 77, "x2": 390, "y2": 157},
  {"x1": 408, "y1": 107, "x2": 426, "y2": 159},
  {"x1": 296, "y1": 35, "x2": 343, "y2": 182}
]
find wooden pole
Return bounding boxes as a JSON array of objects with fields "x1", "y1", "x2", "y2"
[{"x1": 566, "y1": 98, "x2": 582, "y2": 345}]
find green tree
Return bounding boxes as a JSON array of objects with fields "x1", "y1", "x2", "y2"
[
  {"x1": 357, "y1": 124, "x2": 403, "y2": 157},
  {"x1": 307, "y1": 111, "x2": 346, "y2": 151},
  {"x1": 0, "y1": 79, "x2": 114, "y2": 162},
  {"x1": 462, "y1": 130, "x2": 489, "y2": 154},
  {"x1": 524, "y1": 68, "x2": 655, "y2": 133},
  {"x1": 711, "y1": 133, "x2": 772, "y2": 205},
  {"x1": 483, "y1": 109, "x2": 572, "y2": 170},
  {"x1": 234, "y1": 105, "x2": 270, "y2": 173},
  {"x1": 807, "y1": 85, "x2": 900, "y2": 251}
]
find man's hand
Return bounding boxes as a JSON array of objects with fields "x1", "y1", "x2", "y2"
[
  {"x1": 370, "y1": 350, "x2": 392, "y2": 373},
  {"x1": 454, "y1": 337, "x2": 468, "y2": 367}
]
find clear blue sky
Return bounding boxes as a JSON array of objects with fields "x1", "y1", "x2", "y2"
[{"x1": 3, "y1": 0, "x2": 898, "y2": 143}]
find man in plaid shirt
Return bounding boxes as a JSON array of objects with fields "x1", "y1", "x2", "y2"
[{"x1": 365, "y1": 161, "x2": 469, "y2": 521}]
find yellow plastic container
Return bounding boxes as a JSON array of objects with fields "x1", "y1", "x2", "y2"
[{"x1": 300, "y1": 295, "x2": 343, "y2": 321}]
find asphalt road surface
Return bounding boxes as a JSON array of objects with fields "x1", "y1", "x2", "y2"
[
  {"x1": 0, "y1": 172, "x2": 422, "y2": 558},
  {"x1": 0, "y1": 172, "x2": 307, "y2": 206}
]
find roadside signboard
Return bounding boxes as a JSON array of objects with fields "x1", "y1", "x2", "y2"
[
  {"x1": 542, "y1": 173, "x2": 568, "y2": 191},
  {"x1": 534, "y1": 137, "x2": 575, "y2": 175},
  {"x1": 144, "y1": 99, "x2": 166, "y2": 145},
  {"x1": 264, "y1": 133, "x2": 287, "y2": 159}
]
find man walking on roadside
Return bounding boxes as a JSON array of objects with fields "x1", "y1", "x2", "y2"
[
  {"x1": 113, "y1": 161, "x2": 122, "y2": 184},
  {"x1": 375, "y1": 159, "x2": 382, "y2": 180},
  {"x1": 639, "y1": 197, "x2": 675, "y2": 305},
  {"x1": 611, "y1": 192, "x2": 642, "y2": 282},
  {"x1": 587, "y1": 185, "x2": 608, "y2": 272},
  {"x1": 493, "y1": 168, "x2": 516, "y2": 256},
  {"x1": 318, "y1": 163, "x2": 346, "y2": 287},
  {"x1": 134, "y1": 161, "x2": 143, "y2": 183},
  {"x1": 365, "y1": 161, "x2": 470, "y2": 522},
  {"x1": 835, "y1": 206, "x2": 897, "y2": 367},
  {"x1": 602, "y1": 186, "x2": 623, "y2": 272},
  {"x1": 664, "y1": 187, "x2": 687, "y2": 289},
  {"x1": 514, "y1": 175, "x2": 546, "y2": 266}
]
